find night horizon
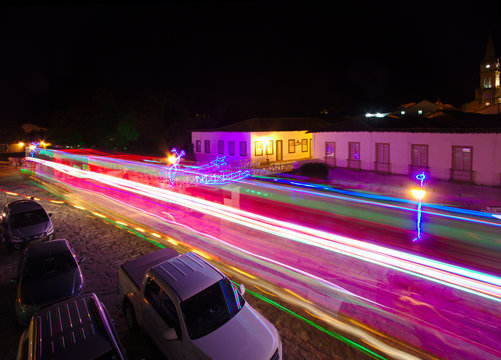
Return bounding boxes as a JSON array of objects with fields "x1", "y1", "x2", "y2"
[{"x1": 2, "y1": 2, "x2": 501, "y2": 127}]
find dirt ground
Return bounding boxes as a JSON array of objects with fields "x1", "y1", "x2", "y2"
[{"x1": 0, "y1": 164, "x2": 375, "y2": 360}]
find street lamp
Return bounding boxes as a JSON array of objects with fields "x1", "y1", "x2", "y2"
[{"x1": 412, "y1": 172, "x2": 427, "y2": 242}]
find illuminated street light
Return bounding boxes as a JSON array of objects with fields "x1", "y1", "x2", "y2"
[
  {"x1": 412, "y1": 172, "x2": 427, "y2": 242},
  {"x1": 411, "y1": 188, "x2": 426, "y2": 201}
]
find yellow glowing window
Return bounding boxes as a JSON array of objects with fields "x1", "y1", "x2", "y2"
[
  {"x1": 266, "y1": 140, "x2": 273, "y2": 155},
  {"x1": 255, "y1": 141, "x2": 263, "y2": 156}
]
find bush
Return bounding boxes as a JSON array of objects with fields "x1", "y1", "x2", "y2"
[{"x1": 298, "y1": 162, "x2": 329, "y2": 180}]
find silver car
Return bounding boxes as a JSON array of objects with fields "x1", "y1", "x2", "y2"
[
  {"x1": 14, "y1": 238, "x2": 84, "y2": 325},
  {"x1": 0, "y1": 199, "x2": 54, "y2": 251}
]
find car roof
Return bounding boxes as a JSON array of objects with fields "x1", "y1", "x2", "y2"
[
  {"x1": 151, "y1": 252, "x2": 224, "y2": 301},
  {"x1": 24, "y1": 239, "x2": 72, "y2": 260},
  {"x1": 7, "y1": 200, "x2": 44, "y2": 214},
  {"x1": 33, "y1": 292, "x2": 124, "y2": 360}
]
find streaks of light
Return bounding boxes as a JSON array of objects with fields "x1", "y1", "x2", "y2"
[
  {"x1": 27, "y1": 157, "x2": 501, "y2": 302},
  {"x1": 229, "y1": 266, "x2": 258, "y2": 279}
]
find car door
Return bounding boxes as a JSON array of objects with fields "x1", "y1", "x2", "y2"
[{"x1": 141, "y1": 278, "x2": 186, "y2": 359}]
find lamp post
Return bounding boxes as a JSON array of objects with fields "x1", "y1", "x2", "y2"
[{"x1": 412, "y1": 172, "x2": 426, "y2": 242}]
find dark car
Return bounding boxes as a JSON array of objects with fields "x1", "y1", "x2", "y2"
[
  {"x1": 16, "y1": 292, "x2": 126, "y2": 360},
  {"x1": 0, "y1": 199, "x2": 55, "y2": 251},
  {"x1": 14, "y1": 239, "x2": 84, "y2": 325}
]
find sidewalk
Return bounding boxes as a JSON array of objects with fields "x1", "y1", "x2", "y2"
[{"x1": 326, "y1": 167, "x2": 501, "y2": 212}]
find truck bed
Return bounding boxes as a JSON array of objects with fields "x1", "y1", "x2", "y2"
[{"x1": 120, "y1": 247, "x2": 179, "y2": 289}]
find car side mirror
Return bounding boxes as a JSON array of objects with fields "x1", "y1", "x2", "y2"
[
  {"x1": 78, "y1": 257, "x2": 86, "y2": 265},
  {"x1": 163, "y1": 328, "x2": 178, "y2": 341},
  {"x1": 239, "y1": 283, "x2": 245, "y2": 296}
]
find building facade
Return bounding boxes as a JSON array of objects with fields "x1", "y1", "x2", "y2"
[
  {"x1": 463, "y1": 32, "x2": 501, "y2": 113},
  {"x1": 191, "y1": 118, "x2": 330, "y2": 166},
  {"x1": 312, "y1": 130, "x2": 501, "y2": 186}
]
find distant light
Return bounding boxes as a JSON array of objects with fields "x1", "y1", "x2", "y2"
[
  {"x1": 486, "y1": 64, "x2": 491, "y2": 68},
  {"x1": 418, "y1": 110, "x2": 423, "y2": 115},
  {"x1": 18, "y1": 142, "x2": 24, "y2": 147},
  {"x1": 400, "y1": 110, "x2": 405, "y2": 115},
  {"x1": 486, "y1": 102, "x2": 490, "y2": 106},
  {"x1": 365, "y1": 112, "x2": 388, "y2": 118}
]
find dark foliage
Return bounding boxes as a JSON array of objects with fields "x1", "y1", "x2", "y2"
[{"x1": 298, "y1": 162, "x2": 329, "y2": 180}]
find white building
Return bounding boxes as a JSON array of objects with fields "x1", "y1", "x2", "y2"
[
  {"x1": 191, "y1": 117, "x2": 331, "y2": 166},
  {"x1": 311, "y1": 111, "x2": 501, "y2": 186}
]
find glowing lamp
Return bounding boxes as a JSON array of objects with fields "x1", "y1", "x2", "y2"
[
  {"x1": 29, "y1": 144, "x2": 36, "y2": 151},
  {"x1": 167, "y1": 155, "x2": 177, "y2": 164},
  {"x1": 18, "y1": 142, "x2": 24, "y2": 147},
  {"x1": 411, "y1": 188, "x2": 426, "y2": 201}
]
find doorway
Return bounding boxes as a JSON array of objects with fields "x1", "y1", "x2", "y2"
[{"x1": 276, "y1": 140, "x2": 283, "y2": 161}]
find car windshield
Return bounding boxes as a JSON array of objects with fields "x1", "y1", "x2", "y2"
[
  {"x1": 11, "y1": 209, "x2": 49, "y2": 228},
  {"x1": 23, "y1": 250, "x2": 76, "y2": 279},
  {"x1": 181, "y1": 278, "x2": 245, "y2": 339}
]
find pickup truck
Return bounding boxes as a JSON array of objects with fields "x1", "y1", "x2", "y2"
[{"x1": 118, "y1": 248, "x2": 282, "y2": 360}]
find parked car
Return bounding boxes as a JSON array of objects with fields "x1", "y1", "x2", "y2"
[
  {"x1": 13, "y1": 238, "x2": 84, "y2": 325},
  {"x1": 16, "y1": 292, "x2": 126, "y2": 360},
  {"x1": 0, "y1": 199, "x2": 54, "y2": 251},
  {"x1": 119, "y1": 248, "x2": 282, "y2": 360}
]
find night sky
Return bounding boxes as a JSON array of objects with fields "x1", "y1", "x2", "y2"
[{"x1": 2, "y1": 1, "x2": 501, "y2": 127}]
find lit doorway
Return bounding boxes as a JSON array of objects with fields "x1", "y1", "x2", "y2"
[{"x1": 276, "y1": 140, "x2": 283, "y2": 161}]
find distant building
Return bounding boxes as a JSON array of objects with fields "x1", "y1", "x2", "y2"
[
  {"x1": 191, "y1": 117, "x2": 331, "y2": 166},
  {"x1": 389, "y1": 99, "x2": 456, "y2": 118},
  {"x1": 463, "y1": 32, "x2": 501, "y2": 113}
]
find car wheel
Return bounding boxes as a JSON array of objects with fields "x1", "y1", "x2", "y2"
[{"x1": 123, "y1": 298, "x2": 139, "y2": 331}]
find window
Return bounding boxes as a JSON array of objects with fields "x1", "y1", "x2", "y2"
[
  {"x1": 144, "y1": 278, "x2": 161, "y2": 308},
  {"x1": 325, "y1": 141, "x2": 335, "y2": 166},
  {"x1": 452, "y1": 146, "x2": 472, "y2": 171},
  {"x1": 266, "y1": 140, "x2": 273, "y2": 155},
  {"x1": 218, "y1": 140, "x2": 224, "y2": 155},
  {"x1": 181, "y1": 278, "x2": 244, "y2": 340},
  {"x1": 348, "y1": 142, "x2": 360, "y2": 160},
  {"x1": 417, "y1": 109, "x2": 423, "y2": 115},
  {"x1": 228, "y1": 141, "x2": 235, "y2": 155},
  {"x1": 288, "y1": 139, "x2": 295, "y2": 153},
  {"x1": 375, "y1": 143, "x2": 390, "y2": 163},
  {"x1": 158, "y1": 292, "x2": 180, "y2": 332},
  {"x1": 325, "y1": 142, "x2": 335, "y2": 158},
  {"x1": 411, "y1": 145, "x2": 428, "y2": 167},
  {"x1": 239, "y1": 141, "x2": 247, "y2": 156},
  {"x1": 204, "y1": 140, "x2": 210, "y2": 153},
  {"x1": 195, "y1": 140, "x2": 201, "y2": 153},
  {"x1": 301, "y1": 139, "x2": 308, "y2": 152},
  {"x1": 255, "y1": 141, "x2": 263, "y2": 156}
]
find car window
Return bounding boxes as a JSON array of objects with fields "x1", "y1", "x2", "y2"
[
  {"x1": 181, "y1": 278, "x2": 244, "y2": 339},
  {"x1": 11, "y1": 209, "x2": 49, "y2": 228},
  {"x1": 144, "y1": 278, "x2": 161, "y2": 308},
  {"x1": 157, "y1": 292, "x2": 180, "y2": 334},
  {"x1": 23, "y1": 250, "x2": 76, "y2": 279}
]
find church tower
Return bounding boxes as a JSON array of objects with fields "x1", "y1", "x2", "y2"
[
  {"x1": 474, "y1": 32, "x2": 500, "y2": 108},
  {"x1": 463, "y1": 32, "x2": 501, "y2": 113}
]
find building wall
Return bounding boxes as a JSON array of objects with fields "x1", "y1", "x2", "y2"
[
  {"x1": 312, "y1": 131, "x2": 501, "y2": 186},
  {"x1": 251, "y1": 131, "x2": 311, "y2": 164},
  {"x1": 191, "y1": 130, "x2": 312, "y2": 165},
  {"x1": 191, "y1": 131, "x2": 252, "y2": 164}
]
